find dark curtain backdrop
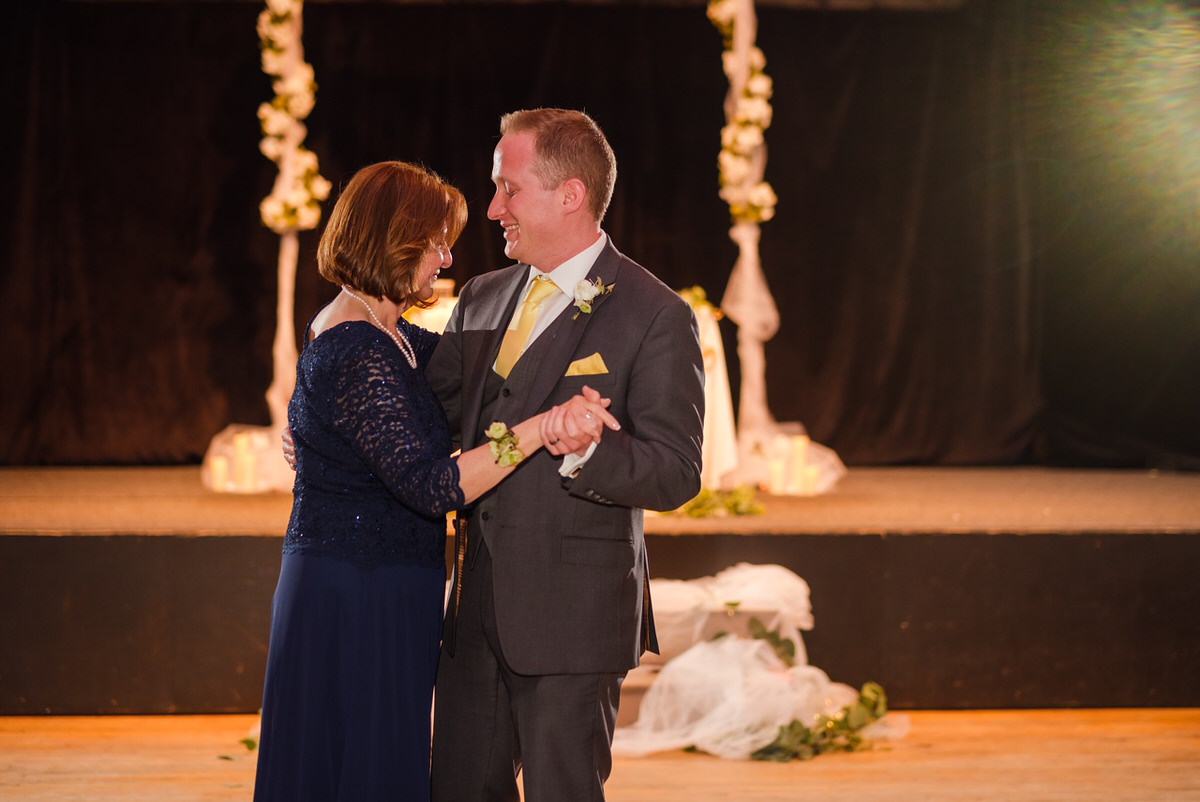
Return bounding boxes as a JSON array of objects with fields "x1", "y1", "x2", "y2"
[{"x1": 4, "y1": 0, "x2": 1198, "y2": 468}]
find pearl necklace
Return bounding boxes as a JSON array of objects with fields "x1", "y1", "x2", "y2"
[{"x1": 340, "y1": 286, "x2": 417, "y2": 369}]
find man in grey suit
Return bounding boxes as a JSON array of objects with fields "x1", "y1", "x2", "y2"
[{"x1": 427, "y1": 108, "x2": 705, "y2": 801}]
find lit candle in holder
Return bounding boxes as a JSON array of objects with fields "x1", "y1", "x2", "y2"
[
  {"x1": 767, "y1": 459, "x2": 787, "y2": 495},
  {"x1": 209, "y1": 455, "x2": 229, "y2": 491},
  {"x1": 801, "y1": 465, "x2": 820, "y2": 496},
  {"x1": 787, "y1": 435, "x2": 810, "y2": 494},
  {"x1": 233, "y1": 433, "x2": 255, "y2": 491}
]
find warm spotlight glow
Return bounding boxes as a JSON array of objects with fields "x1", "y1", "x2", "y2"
[{"x1": 1037, "y1": 3, "x2": 1200, "y2": 251}]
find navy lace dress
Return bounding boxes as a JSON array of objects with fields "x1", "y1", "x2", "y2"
[{"x1": 253, "y1": 315, "x2": 463, "y2": 802}]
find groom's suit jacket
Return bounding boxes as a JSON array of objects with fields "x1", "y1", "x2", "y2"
[{"x1": 426, "y1": 240, "x2": 705, "y2": 675}]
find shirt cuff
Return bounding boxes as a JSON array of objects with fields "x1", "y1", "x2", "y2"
[{"x1": 558, "y1": 441, "x2": 598, "y2": 478}]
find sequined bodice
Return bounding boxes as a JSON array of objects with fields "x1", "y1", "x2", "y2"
[{"x1": 283, "y1": 316, "x2": 462, "y2": 568}]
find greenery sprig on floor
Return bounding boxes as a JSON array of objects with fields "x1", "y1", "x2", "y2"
[
  {"x1": 751, "y1": 681, "x2": 889, "y2": 762},
  {"x1": 714, "y1": 617, "x2": 889, "y2": 762}
]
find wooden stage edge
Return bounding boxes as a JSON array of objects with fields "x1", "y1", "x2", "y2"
[
  {"x1": 2, "y1": 465, "x2": 1200, "y2": 714},
  {"x1": 2, "y1": 709, "x2": 1199, "y2": 801},
  {"x1": 3, "y1": 463, "x2": 1200, "y2": 536}
]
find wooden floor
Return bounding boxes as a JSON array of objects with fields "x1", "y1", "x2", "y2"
[{"x1": 1, "y1": 709, "x2": 1198, "y2": 801}]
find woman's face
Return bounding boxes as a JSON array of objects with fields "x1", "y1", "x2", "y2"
[{"x1": 414, "y1": 232, "x2": 451, "y2": 301}]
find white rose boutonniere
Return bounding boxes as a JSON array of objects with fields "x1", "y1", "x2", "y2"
[{"x1": 572, "y1": 278, "x2": 614, "y2": 319}]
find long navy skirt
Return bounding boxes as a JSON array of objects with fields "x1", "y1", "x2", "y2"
[{"x1": 253, "y1": 552, "x2": 444, "y2": 802}]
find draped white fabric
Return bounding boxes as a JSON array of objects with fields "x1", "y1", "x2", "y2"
[{"x1": 614, "y1": 563, "x2": 909, "y2": 759}]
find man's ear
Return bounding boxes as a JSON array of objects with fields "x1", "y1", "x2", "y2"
[{"x1": 560, "y1": 178, "x2": 587, "y2": 213}]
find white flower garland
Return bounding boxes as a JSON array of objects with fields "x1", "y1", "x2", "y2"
[
  {"x1": 708, "y1": 0, "x2": 777, "y2": 224},
  {"x1": 256, "y1": 0, "x2": 330, "y2": 233}
]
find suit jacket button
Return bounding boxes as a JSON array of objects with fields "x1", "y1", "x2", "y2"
[
  {"x1": 481, "y1": 511, "x2": 491, "y2": 521},
  {"x1": 501, "y1": 388, "x2": 512, "y2": 397}
]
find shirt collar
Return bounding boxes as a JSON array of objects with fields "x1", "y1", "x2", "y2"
[{"x1": 526, "y1": 231, "x2": 608, "y2": 297}]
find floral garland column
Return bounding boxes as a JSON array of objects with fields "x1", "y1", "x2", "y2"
[
  {"x1": 203, "y1": 0, "x2": 330, "y2": 493},
  {"x1": 708, "y1": 0, "x2": 781, "y2": 487},
  {"x1": 257, "y1": 0, "x2": 330, "y2": 433}
]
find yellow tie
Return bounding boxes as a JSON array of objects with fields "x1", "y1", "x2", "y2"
[{"x1": 495, "y1": 276, "x2": 558, "y2": 377}]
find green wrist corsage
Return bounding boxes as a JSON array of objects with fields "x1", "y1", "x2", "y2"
[{"x1": 485, "y1": 421, "x2": 524, "y2": 467}]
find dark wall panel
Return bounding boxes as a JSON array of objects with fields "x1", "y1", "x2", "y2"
[{"x1": 4, "y1": 530, "x2": 1197, "y2": 713}]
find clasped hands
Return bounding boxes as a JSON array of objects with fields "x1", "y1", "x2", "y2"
[
  {"x1": 279, "y1": 383, "x2": 620, "y2": 470},
  {"x1": 542, "y1": 384, "x2": 620, "y2": 457}
]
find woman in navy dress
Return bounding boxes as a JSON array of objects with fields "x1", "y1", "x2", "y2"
[{"x1": 252, "y1": 161, "x2": 614, "y2": 801}]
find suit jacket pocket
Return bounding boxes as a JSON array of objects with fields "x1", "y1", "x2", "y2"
[
  {"x1": 558, "y1": 372, "x2": 616, "y2": 392},
  {"x1": 561, "y1": 533, "x2": 633, "y2": 567},
  {"x1": 565, "y1": 352, "x2": 608, "y2": 376}
]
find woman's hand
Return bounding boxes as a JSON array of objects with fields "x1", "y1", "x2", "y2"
[
  {"x1": 281, "y1": 427, "x2": 297, "y2": 471},
  {"x1": 541, "y1": 385, "x2": 620, "y2": 456}
]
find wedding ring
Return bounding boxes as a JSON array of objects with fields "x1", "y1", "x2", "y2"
[
  {"x1": 549, "y1": 438, "x2": 560, "y2": 445},
  {"x1": 585, "y1": 411, "x2": 593, "y2": 420}
]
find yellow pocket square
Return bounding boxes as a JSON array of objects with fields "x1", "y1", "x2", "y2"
[{"x1": 565, "y1": 353, "x2": 609, "y2": 376}]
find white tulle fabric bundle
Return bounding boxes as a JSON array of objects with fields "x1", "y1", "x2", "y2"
[
  {"x1": 614, "y1": 635, "x2": 861, "y2": 759},
  {"x1": 613, "y1": 563, "x2": 908, "y2": 759}
]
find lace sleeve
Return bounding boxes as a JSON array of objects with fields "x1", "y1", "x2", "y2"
[{"x1": 330, "y1": 333, "x2": 464, "y2": 517}]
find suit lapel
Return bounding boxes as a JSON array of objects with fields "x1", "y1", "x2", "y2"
[
  {"x1": 509, "y1": 246, "x2": 624, "y2": 418},
  {"x1": 461, "y1": 266, "x2": 528, "y2": 447}
]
